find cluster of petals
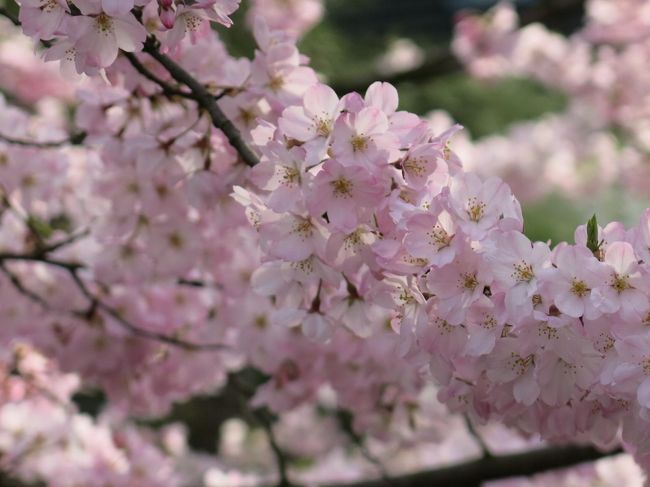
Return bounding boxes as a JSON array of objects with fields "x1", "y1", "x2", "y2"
[
  {"x1": 7, "y1": 0, "x2": 650, "y2": 485},
  {"x1": 238, "y1": 73, "x2": 650, "y2": 476},
  {"x1": 18, "y1": 0, "x2": 241, "y2": 74}
]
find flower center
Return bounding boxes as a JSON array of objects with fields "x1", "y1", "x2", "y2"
[
  {"x1": 512, "y1": 261, "x2": 534, "y2": 282},
  {"x1": 330, "y1": 177, "x2": 353, "y2": 197},
  {"x1": 95, "y1": 14, "x2": 114, "y2": 34},
  {"x1": 611, "y1": 273, "x2": 630, "y2": 293},
  {"x1": 641, "y1": 357, "x2": 650, "y2": 375},
  {"x1": 570, "y1": 278, "x2": 589, "y2": 297},
  {"x1": 268, "y1": 76, "x2": 284, "y2": 92},
  {"x1": 292, "y1": 219, "x2": 314, "y2": 240},
  {"x1": 315, "y1": 118, "x2": 332, "y2": 137},
  {"x1": 428, "y1": 224, "x2": 453, "y2": 249},
  {"x1": 466, "y1": 197, "x2": 485, "y2": 222},
  {"x1": 460, "y1": 272, "x2": 478, "y2": 290},
  {"x1": 403, "y1": 157, "x2": 426, "y2": 176},
  {"x1": 350, "y1": 134, "x2": 369, "y2": 153},
  {"x1": 281, "y1": 166, "x2": 300, "y2": 185}
]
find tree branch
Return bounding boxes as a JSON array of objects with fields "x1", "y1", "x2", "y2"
[
  {"x1": 141, "y1": 39, "x2": 260, "y2": 167},
  {"x1": 0, "y1": 131, "x2": 86, "y2": 148},
  {"x1": 68, "y1": 267, "x2": 230, "y2": 351},
  {"x1": 230, "y1": 376, "x2": 293, "y2": 487},
  {"x1": 464, "y1": 415, "x2": 492, "y2": 459},
  {"x1": 121, "y1": 51, "x2": 195, "y2": 99},
  {"x1": 319, "y1": 445, "x2": 622, "y2": 487},
  {"x1": 0, "y1": 253, "x2": 230, "y2": 352}
]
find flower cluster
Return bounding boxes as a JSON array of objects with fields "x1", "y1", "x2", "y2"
[
  {"x1": 240, "y1": 77, "x2": 650, "y2": 473},
  {"x1": 4, "y1": 0, "x2": 650, "y2": 485},
  {"x1": 18, "y1": 0, "x2": 241, "y2": 74}
]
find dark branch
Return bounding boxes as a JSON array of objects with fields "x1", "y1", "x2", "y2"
[
  {"x1": 67, "y1": 268, "x2": 230, "y2": 351},
  {"x1": 0, "y1": 253, "x2": 230, "y2": 352},
  {"x1": 319, "y1": 445, "x2": 622, "y2": 487},
  {"x1": 0, "y1": 132, "x2": 86, "y2": 148},
  {"x1": 0, "y1": 262, "x2": 55, "y2": 311},
  {"x1": 230, "y1": 376, "x2": 293, "y2": 487},
  {"x1": 141, "y1": 39, "x2": 260, "y2": 167},
  {"x1": 121, "y1": 51, "x2": 195, "y2": 99},
  {"x1": 464, "y1": 415, "x2": 492, "y2": 459}
]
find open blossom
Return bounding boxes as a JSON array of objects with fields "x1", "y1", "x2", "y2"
[
  {"x1": 279, "y1": 83, "x2": 340, "y2": 164},
  {"x1": 18, "y1": 0, "x2": 68, "y2": 39},
  {"x1": 543, "y1": 243, "x2": 608, "y2": 319},
  {"x1": 51, "y1": 8, "x2": 146, "y2": 71},
  {"x1": 592, "y1": 242, "x2": 649, "y2": 318},
  {"x1": 331, "y1": 106, "x2": 399, "y2": 169},
  {"x1": 488, "y1": 231, "x2": 551, "y2": 317},
  {"x1": 447, "y1": 173, "x2": 522, "y2": 240},
  {"x1": 308, "y1": 159, "x2": 387, "y2": 233},
  {"x1": 426, "y1": 244, "x2": 493, "y2": 325},
  {"x1": 251, "y1": 141, "x2": 308, "y2": 213},
  {"x1": 604, "y1": 334, "x2": 650, "y2": 410},
  {"x1": 403, "y1": 203, "x2": 458, "y2": 267},
  {"x1": 258, "y1": 213, "x2": 328, "y2": 262}
]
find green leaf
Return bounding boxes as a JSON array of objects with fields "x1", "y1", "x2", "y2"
[
  {"x1": 586, "y1": 214, "x2": 599, "y2": 253},
  {"x1": 26, "y1": 215, "x2": 53, "y2": 239}
]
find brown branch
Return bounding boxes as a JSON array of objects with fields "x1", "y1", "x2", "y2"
[
  {"x1": 141, "y1": 39, "x2": 260, "y2": 167},
  {"x1": 318, "y1": 445, "x2": 622, "y2": 487}
]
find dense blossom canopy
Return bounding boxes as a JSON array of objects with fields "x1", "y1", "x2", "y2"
[{"x1": 2, "y1": 0, "x2": 650, "y2": 486}]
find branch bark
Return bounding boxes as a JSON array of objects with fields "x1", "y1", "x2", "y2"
[
  {"x1": 141, "y1": 40, "x2": 260, "y2": 167},
  {"x1": 319, "y1": 444, "x2": 622, "y2": 487}
]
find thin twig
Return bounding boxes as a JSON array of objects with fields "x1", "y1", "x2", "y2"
[
  {"x1": 42, "y1": 228, "x2": 90, "y2": 253},
  {"x1": 68, "y1": 268, "x2": 230, "y2": 351},
  {"x1": 464, "y1": 415, "x2": 492, "y2": 459},
  {"x1": 0, "y1": 262, "x2": 55, "y2": 310},
  {"x1": 230, "y1": 377, "x2": 293, "y2": 487},
  {"x1": 0, "y1": 132, "x2": 86, "y2": 148},
  {"x1": 0, "y1": 253, "x2": 230, "y2": 352},
  {"x1": 122, "y1": 51, "x2": 195, "y2": 99}
]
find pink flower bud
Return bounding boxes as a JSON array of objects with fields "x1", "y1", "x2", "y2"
[{"x1": 159, "y1": 6, "x2": 176, "y2": 29}]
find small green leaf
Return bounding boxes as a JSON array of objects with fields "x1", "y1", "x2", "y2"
[
  {"x1": 26, "y1": 215, "x2": 53, "y2": 239},
  {"x1": 586, "y1": 214, "x2": 599, "y2": 253}
]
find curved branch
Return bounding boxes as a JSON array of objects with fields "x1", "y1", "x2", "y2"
[
  {"x1": 0, "y1": 253, "x2": 230, "y2": 352},
  {"x1": 0, "y1": 131, "x2": 86, "y2": 148},
  {"x1": 121, "y1": 51, "x2": 195, "y2": 99},
  {"x1": 320, "y1": 445, "x2": 622, "y2": 487}
]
